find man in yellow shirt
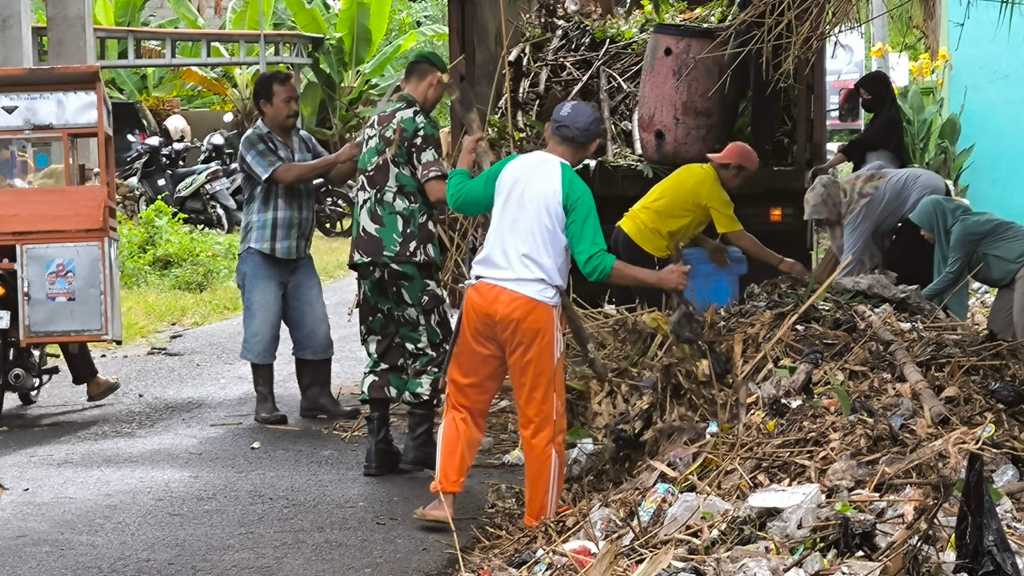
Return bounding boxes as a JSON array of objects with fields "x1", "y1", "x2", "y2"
[{"x1": 612, "y1": 141, "x2": 808, "y2": 307}]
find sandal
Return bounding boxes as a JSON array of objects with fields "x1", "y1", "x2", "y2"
[
  {"x1": 413, "y1": 505, "x2": 451, "y2": 525},
  {"x1": 87, "y1": 378, "x2": 121, "y2": 402}
]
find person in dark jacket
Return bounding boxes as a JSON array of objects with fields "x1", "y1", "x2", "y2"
[{"x1": 811, "y1": 70, "x2": 907, "y2": 176}]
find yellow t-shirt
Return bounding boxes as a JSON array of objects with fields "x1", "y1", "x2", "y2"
[{"x1": 617, "y1": 163, "x2": 744, "y2": 258}]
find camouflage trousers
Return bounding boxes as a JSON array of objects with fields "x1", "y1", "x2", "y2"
[{"x1": 356, "y1": 263, "x2": 453, "y2": 405}]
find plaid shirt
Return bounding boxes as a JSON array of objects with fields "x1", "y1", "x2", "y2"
[{"x1": 238, "y1": 119, "x2": 327, "y2": 259}]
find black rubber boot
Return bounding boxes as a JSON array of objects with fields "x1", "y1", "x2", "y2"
[
  {"x1": 400, "y1": 401, "x2": 437, "y2": 472},
  {"x1": 296, "y1": 358, "x2": 360, "y2": 420},
  {"x1": 252, "y1": 363, "x2": 287, "y2": 425},
  {"x1": 363, "y1": 400, "x2": 403, "y2": 476}
]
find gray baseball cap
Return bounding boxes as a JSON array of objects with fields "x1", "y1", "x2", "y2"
[{"x1": 550, "y1": 101, "x2": 603, "y2": 145}]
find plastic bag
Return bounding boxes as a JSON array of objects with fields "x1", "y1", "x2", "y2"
[
  {"x1": 638, "y1": 483, "x2": 679, "y2": 527},
  {"x1": 953, "y1": 453, "x2": 1023, "y2": 576},
  {"x1": 657, "y1": 493, "x2": 734, "y2": 538}
]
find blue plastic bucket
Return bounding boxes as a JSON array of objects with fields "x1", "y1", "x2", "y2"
[{"x1": 680, "y1": 246, "x2": 748, "y2": 313}]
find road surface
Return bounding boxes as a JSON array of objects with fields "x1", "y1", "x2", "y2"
[{"x1": 0, "y1": 276, "x2": 507, "y2": 576}]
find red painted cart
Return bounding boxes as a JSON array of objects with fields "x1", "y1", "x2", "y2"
[{"x1": 0, "y1": 65, "x2": 122, "y2": 414}]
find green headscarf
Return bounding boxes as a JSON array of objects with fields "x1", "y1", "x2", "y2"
[{"x1": 908, "y1": 196, "x2": 973, "y2": 319}]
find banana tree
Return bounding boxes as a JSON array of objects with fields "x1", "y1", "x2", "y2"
[
  {"x1": 180, "y1": 66, "x2": 262, "y2": 128},
  {"x1": 93, "y1": 0, "x2": 212, "y2": 103},
  {"x1": 898, "y1": 84, "x2": 974, "y2": 196},
  {"x1": 284, "y1": 0, "x2": 448, "y2": 149}
]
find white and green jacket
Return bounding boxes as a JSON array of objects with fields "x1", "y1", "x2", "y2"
[{"x1": 447, "y1": 150, "x2": 617, "y2": 305}]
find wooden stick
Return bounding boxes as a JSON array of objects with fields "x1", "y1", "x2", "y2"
[
  {"x1": 598, "y1": 67, "x2": 614, "y2": 159},
  {"x1": 498, "y1": 0, "x2": 515, "y2": 149},
  {"x1": 854, "y1": 305, "x2": 949, "y2": 425},
  {"x1": 631, "y1": 108, "x2": 642, "y2": 156}
]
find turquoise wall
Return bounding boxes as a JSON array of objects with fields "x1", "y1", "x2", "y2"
[{"x1": 948, "y1": 1, "x2": 1024, "y2": 221}]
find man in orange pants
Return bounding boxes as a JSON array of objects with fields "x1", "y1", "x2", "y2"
[{"x1": 414, "y1": 101, "x2": 688, "y2": 527}]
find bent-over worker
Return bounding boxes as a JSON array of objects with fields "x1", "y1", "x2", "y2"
[
  {"x1": 611, "y1": 141, "x2": 808, "y2": 308},
  {"x1": 910, "y1": 196, "x2": 1024, "y2": 337},
  {"x1": 351, "y1": 51, "x2": 453, "y2": 477},
  {"x1": 414, "y1": 101, "x2": 688, "y2": 528},
  {"x1": 805, "y1": 167, "x2": 947, "y2": 283}
]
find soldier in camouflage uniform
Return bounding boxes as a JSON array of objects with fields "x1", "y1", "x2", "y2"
[{"x1": 351, "y1": 51, "x2": 454, "y2": 476}]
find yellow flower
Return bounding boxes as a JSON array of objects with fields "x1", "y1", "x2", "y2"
[
  {"x1": 869, "y1": 42, "x2": 890, "y2": 59},
  {"x1": 909, "y1": 60, "x2": 928, "y2": 80},
  {"x1": 910, "y1": 53, "x2": 934, "y2": 80},
  {"x1": 936, "y1": 47, "x2": 951, "y2": 65}
]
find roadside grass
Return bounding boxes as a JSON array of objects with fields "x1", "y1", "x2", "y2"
[{"x1": 119, "y1": 234, "x2": 351, "y2": 345}]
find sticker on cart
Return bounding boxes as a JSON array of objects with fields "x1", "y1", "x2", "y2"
[{"x1": 45, "y1": 258, "x2": 77, "y2": 302}]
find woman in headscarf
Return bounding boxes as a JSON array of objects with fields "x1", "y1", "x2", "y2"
[
  {"x1": 805, "y1": 167, "x2": 946, "y2": 282},
  {"x1": 811, "y1": 70, "x2": 907, "y2": 177},
  {"x1": 910, "y1": 196, "x2": 1024, "y2": 337}
]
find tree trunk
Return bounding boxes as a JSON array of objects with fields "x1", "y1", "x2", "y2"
[{"x1": 871, "y1": 0, "x2": 890, "y2": 74}]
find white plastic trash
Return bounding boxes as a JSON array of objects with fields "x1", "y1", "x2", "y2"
[{"x1": 747, "y1": 483, "x2": 823, "y2": 509}]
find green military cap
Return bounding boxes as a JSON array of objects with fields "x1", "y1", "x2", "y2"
[{"x1": 409, "y1": 50, "x2": 448, "y2": 73}]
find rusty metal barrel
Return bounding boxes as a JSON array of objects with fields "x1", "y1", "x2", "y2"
[{"x1": 637, "y1": 24, "x2": 728, "y2": 166}]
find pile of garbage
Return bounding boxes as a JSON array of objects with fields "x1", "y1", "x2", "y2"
[{"x1": 465, "y1": 276, "x2": 1024, "y2": 576}]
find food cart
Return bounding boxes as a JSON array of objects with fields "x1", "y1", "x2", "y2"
[{"x1": 0, "y1": 65, "x2": 122, "y2": 413}]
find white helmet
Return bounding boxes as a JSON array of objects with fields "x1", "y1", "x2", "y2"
[{"x1": 163, "y1": 114, "x2": 192, "y2": 142}]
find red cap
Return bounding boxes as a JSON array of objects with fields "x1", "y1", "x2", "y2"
[{"x1": 707, "y1": 141, "x2": 760, "y2": 172}]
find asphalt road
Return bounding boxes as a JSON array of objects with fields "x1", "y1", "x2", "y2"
[{"x1": 0, "y1": 276, "x2": 507, "y2": 576}]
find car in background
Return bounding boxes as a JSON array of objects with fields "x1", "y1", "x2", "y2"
[{"x1": 112, "y1": 101, "x2": 160, "y2": 168}]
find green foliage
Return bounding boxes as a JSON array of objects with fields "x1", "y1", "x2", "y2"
[
  {"x1": 118, "y1": 201, "x2": 237, "y2": 293},
  {"x1": 897, "y1": 84, "x2": 974, "y2": 196},
  {"x1": 338, "y1": 0, "x2": 393, "y2": 68},
  {"x1": 387, "y1": 0, "x2": 449, "y2": 56},
  {"x1": 165, "y1": 0, "x2": 206, "y2": 29},
  {"x1": 592, "y1": 0, "x2": 732, "y2": 42},
  {"x1": 834, "y1": 501, "x2": 856, "y2": 515},
  {"x1": 283, "y1": 0, "x2": 448, "y2": 148},
  {"x1": 31, "y1": 0, "x2": 47, "y2": 24},
  {"x1": 227, "y1": 0, "x2": 278, "y2": 30},
  {"x1": 882, "y1": 0, "x2": 929, "y2": 59}
]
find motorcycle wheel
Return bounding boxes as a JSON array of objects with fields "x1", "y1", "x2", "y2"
[
  {"x1": 316, "y1": 192, "x2": 355, "y2": 238},
  {"x1": 137, "y1": 194, "x2": 151, "y2": 216},
  {"x1": 227, "y1": 207, "x2": 242, "y2": 229},
  {"x1": 18, "y1": 389, "x2": 39, "y2": 406},
  {"x1": 210, "y1": 204, "x2": 231, "y2": 234}
]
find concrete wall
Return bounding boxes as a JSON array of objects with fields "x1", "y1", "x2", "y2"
[
  {"x1": 947, "y1": 1, "x2": 1024, "y2": 221},
  {"x1": 0, "y1": 0, "x2": 34, "y2": 67}
]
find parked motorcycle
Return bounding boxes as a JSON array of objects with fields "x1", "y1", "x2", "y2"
[
  {"x1": 0, "y1": 269, "x2": 60, "y2": 416},
  {"x1": 314, "y1": 179, "x2": 356, "y2": 238},
  {"x1": 121, "y1": 134, "x2": 238, "y2": 233},
  {"x1": 196, "y1": 112, "x2": 243, "y2": 227}
]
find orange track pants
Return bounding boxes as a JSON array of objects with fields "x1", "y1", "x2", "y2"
[{"x1": 431, "y1": 281, "x2": 566, "y2": 527}]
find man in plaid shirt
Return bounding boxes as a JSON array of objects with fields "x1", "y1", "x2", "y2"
[{"x1": 237, "y1": 71, "x2": 361, "y2": 425}]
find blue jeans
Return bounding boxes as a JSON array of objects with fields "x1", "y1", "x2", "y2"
[{"x1": 236, "y1": 248, "x2": 333, "y2": 364}]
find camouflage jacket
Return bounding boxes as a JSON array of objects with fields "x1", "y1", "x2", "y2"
[{"x1": 349, "y1": 93, "x2": 448, "y2": 268}]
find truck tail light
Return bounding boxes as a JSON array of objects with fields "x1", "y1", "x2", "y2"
[{"x1": 769, "y1": 207, "x2": 784, "y2": 224}]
